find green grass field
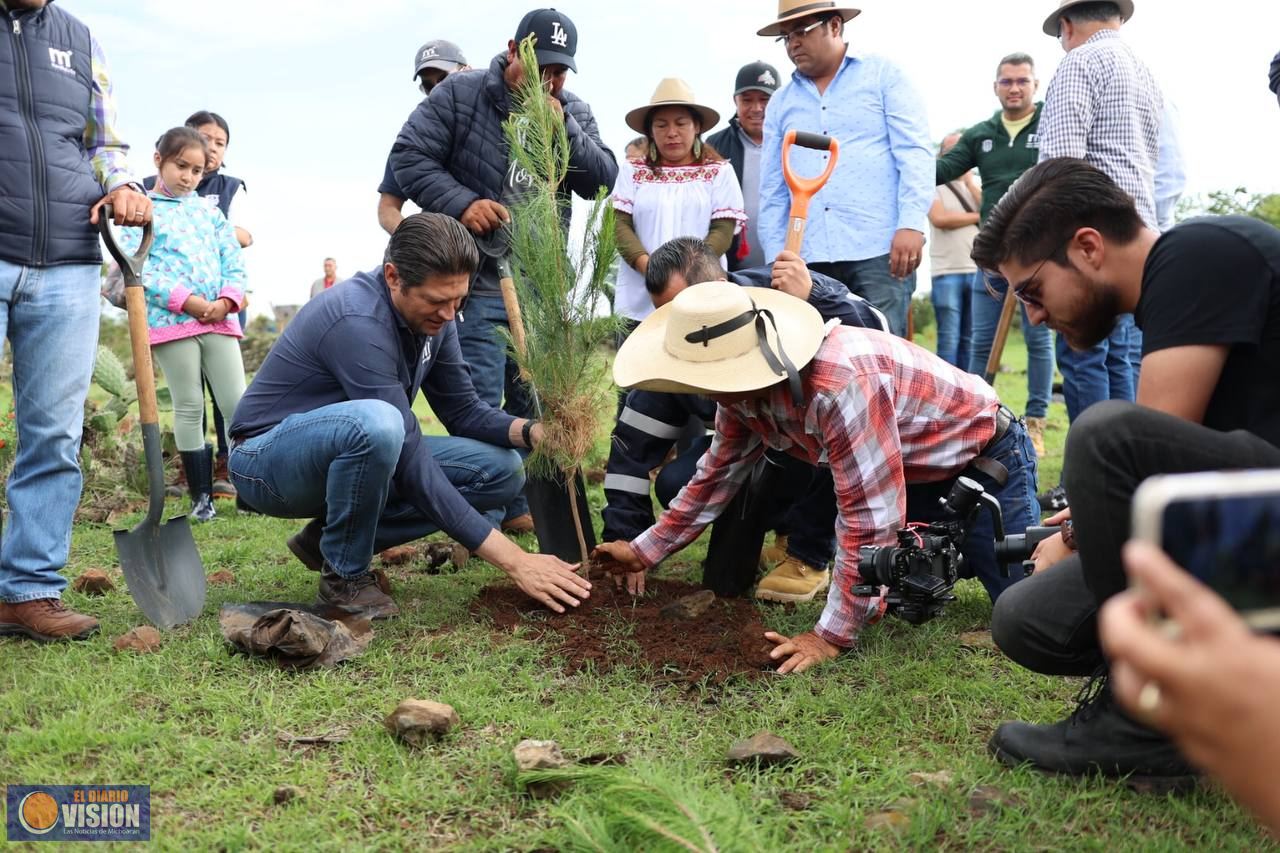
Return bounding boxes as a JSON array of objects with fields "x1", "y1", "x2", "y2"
[{"x1": 0, "y1": 327, "x2": 1270, "y2": 851}]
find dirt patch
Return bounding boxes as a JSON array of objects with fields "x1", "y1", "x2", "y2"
[{"x1": 471, "y1": 578, "x2": 775, "y2": 684}]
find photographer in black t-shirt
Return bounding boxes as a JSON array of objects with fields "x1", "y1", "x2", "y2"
[{"x1": 968, "y1": 157, "x2": 1280, "y2": 788}]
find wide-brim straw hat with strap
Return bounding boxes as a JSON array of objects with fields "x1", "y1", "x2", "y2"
[
  {"x1": 613, "y1": 282, "x2": 827, "y2": 400},
  {"x1": 625, "y1": 78, "x2": 721, "y2": 135},
  {"x1": 757, "y1": 0, "x2": 861, "y2": 38},
  {"x1": 1041, "y1": 0, "x2": 1134, "y2": 36}
]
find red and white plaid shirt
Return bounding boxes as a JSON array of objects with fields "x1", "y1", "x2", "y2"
[{"x1": 631, "y1": 325, "x2": 1001, "y2": 648}]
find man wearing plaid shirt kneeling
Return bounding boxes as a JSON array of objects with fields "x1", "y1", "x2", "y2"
[{"x1": 595, "y1": 282, "x2": 1040, "y2": 673}]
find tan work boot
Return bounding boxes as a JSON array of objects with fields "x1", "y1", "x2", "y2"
[
  {"x1": 0, "y1": 598, "x2": 99, "y2": 641},
  {"x1": 759, "y1": 534, "x2": 789, "y2": 570},
  {"x1": 1025, "y1": 416, "x2": 1047, "y2": 458},
  {"x1": 287, "y1": 519, "x2": 324, "y2": 572},
  {"x1": 754, "y1": 555, "x2": 830, "y2": 603},
  {"x1": 317, "y1": 564, "x2": 399, "y2": 619}
]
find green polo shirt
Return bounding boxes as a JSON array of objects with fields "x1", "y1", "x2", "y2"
[{"x1": 936, "y1": 102, "x2": 1043, "y2": 223}]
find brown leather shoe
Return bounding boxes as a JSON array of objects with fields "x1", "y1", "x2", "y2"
[
  {"x1": 212, "y1": 454, "x2": 237, "y2": 500},
  {"x1": 501, "y1": 513, "x2": 535, "y2": 534},
  {"x1": 287, "y1": 520, "x2": 324, "y2": 572},
  {"x1": 0, "y1": 598, "x2": 99, "y2": 641},
  {"x1": 317, "y1": 564, "x2": 399, "y2": 619}
]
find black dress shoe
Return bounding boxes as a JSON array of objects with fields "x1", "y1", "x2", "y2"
[
  {"x1": 988, "y1": 673, "x2": 1199, "y2": 792},
  {"x1": 316, "y1": 564, "x2": 399, "y2": 620}
]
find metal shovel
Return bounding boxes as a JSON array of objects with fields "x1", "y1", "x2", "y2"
[{"x1": 98, "y1": 205, "x2": 206, "y2": 629}]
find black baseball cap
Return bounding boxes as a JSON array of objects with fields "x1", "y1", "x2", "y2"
[
  {"x1": 734, "y1": 61, "x2": 780, "y2": 96},
  {"x1": 1270, "y1": 49, "x2": 1280, "y2": 106},
  {"x1": 514, "y1": 8, "x2": 578, "y2": 73},
  {"x1": 413, "y1": 39, "x2": 467, "y2": 79}
]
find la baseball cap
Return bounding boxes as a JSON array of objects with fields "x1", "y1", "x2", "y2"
[
  {"x1": 413, "y1": 39, "x2": 467, "y2": 80},
  {"x1": 734, "y1": 61, "x2": 780, "y2": 96},
  {"x1": 514, "y1": 8, "x2": 578, "y2": 73}
]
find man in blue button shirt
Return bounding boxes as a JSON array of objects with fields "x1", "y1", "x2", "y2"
[
  {"x1": 229, "y1": 213, "x2": 591, "y2": 619},
  {"x1": 756, "y1": 0, "x2": 933, "y2": 338}
]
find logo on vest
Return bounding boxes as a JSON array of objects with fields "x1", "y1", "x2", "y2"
[
  {"x1": 549, "y1": 21, "x2": 569, "y2": 48},
  {"x1": 48, "y1": 48, "x2": 74, "y2": 73},
  {"x1": 1026, "y1": 134, "x2": 1040, "y2": 149},
  {"x1": 981, "y1": 138, "x2": 994, "y2": 153}
]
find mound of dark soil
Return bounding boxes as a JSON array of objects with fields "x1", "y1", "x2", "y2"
[{"x1": 471, "y1": 578, "x2": 775, "y2": 684}]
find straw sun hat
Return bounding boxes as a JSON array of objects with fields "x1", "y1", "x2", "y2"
[
  {"x1": 1041, "y1": 0, "x2": 1133, "y2": 36},
  {"x1": 757, "y1": 0, "x2": 861, "y2": 38},
  {"x1": 613, "y1": 282, "x2": 827, "y2": 401},
  {"x1": 625, "y1": 78, "x2": 720, "y2": 135}
]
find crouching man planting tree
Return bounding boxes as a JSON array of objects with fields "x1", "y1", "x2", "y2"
[
  {"x1": 594, "y1": 281, "x2": 1039, "y2": 673},
  {"x1": 228, "y1": 213, "x2": 590, "y2": 618}
]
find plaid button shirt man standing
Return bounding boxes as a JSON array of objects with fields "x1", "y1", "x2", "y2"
[{"x1": 1037, "y1": 0, "x2": 1162, "y2": 427}]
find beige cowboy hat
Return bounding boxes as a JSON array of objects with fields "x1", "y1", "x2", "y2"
[
  {"x1": 613, "y1": 282, "x2": 827, "y2": 398},
  {"x1": 757, "y1": 0, "x2": 861, "y2": 38},
  {"x1": 1042, "y1": 0, "x2": 1134, "y2": 36},
  {"x1": 625, "y1": 78, "x2": 720, "y2": 135}
]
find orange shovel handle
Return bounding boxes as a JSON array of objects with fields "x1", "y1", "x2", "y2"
[{"x1": 781, "y1": 129, "x2": 840, "y2": 254}]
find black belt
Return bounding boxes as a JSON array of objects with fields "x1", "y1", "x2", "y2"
[
  {"x1": 969, "y1": 405, "x2": 1017, "y2": 487},
  {"x1": 985, "y1": 405, "x2": 1015, "y2": 452}
]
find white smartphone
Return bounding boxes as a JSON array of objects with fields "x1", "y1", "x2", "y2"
[{"x1": 1131, "y1": 469, "x2": 1280, "y2": 632}]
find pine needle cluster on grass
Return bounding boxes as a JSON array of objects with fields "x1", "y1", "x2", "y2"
[{"x1": 501, "y1": 36, "x2": 619, "y2": 483}]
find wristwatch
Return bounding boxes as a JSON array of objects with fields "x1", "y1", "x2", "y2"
[
  {"x1": 1060, "y1": 519, "x2": 1077, "y2": 550},
  {"x1": 521, "y1": 419, "x2": 536, "y2": 449}
]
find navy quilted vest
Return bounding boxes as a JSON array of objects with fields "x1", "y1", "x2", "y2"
[{"x1": 0, "y1": 2, "x2": 106, "y2": 266}]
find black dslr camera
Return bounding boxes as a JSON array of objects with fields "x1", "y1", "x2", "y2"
[
  {"x1": 993, "y1": 525, "x2": 1062, "y2": 576},
  {"x1": 852, "y1": 477, "x2": 1007, "y2": 625}
]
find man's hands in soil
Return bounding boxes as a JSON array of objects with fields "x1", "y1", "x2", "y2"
[
  {"x1": 477, "y1": 529, "x2": 590, "y2": 613},
  {"x1": 592, "y1": 541, "x2": 646, "y2": 596},
  {"x1": 770, "y1": 250, "x2": 813, "y2": 301},
  {"x1": 460, "y1": 199, "x2": 510, "y2": 235},
  {"x1": 764, "y1": 630, "x2": 839, "y2": 674}
]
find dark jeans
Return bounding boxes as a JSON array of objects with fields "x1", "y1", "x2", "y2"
[
  {"x1": 992, "y1": 401, "x2": 1280, "y2": 675},
  {"x1": 810, "y1": 255, "x2": 915, "y2": 338},
  {"x1": 655, "y1": 439, "x2": 837, "y2": 568},
  {"x1": 904, "y1": 416, "x2": 1041, "y2": 603},
  {"x1": 1055, "y1": 315, "x2": 1139, "y2": 423}
]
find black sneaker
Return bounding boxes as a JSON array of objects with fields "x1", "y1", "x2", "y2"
[
  {"x1": 988, "y1": 673, "x2": 1199, "y2": 792},
  {"x1": 1037, "y1": 483, "x2": 1069, "y2": 513},
  {"x1": 316, "y1": 564, "x2": 399, "y2": 620}
]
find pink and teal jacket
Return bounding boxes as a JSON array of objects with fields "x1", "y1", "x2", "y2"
[{"x1": 119, "y1": 192, "x2": 246, "y2": 345}]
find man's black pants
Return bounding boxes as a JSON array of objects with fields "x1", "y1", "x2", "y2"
[{"x1": 992, "y1": 401, "x2": 1280, "y2": 676}]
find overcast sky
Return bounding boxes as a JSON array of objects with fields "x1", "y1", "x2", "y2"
[{"x1": 69, "y1": 0, "x2": 1280, "y2": 314}]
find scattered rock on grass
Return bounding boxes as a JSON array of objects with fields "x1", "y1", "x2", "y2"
[
  {"x1": 967, "y1": 785, "x2": 1023, "y2": 816},
  {"x1": 726, "y1": 731, "x2": 798, "y2": 767},
  {"x1": 113, "y1": 626, "x2": 162, "y2": 653},
  {"x1": 864, "y1": 810, "x2": 911, "y2": 831},
  {"x1": 207, "y1": 570, "x2": 236, "y2": 586},
  {"x1": 908, "y1": 770, "x2": 953, "y2": 787},
  {"x1": 660, "y1": 589, "x2": 716, "y2": 620},
  {"x1": 384, "y1": 699, "x2": 459, "y2": 747},
  {"x1": 72, "y1": 569, "x2": 115, "y2": 595},
  {"x1": 379, "y1": 545, "x2": 417, "y2": 566},
  {"x1": 958, "y1": 630, "x2": 997, "y2": 652},
  {"x1": 778, "y1": 791, "x2": 813, "y2": 811},
  {"x1": 372, "y1": 568, "x2": 392, "y2": 595},
  {"x1": 513, "y1": 739, "x2": 572, "y2": 799},
  {"x1": 272, "y1": 785, "x2": 303, "y2": 805}
]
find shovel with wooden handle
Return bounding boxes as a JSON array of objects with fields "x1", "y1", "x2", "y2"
[
  {"x1": 475, "y1": 229, "x2": 596, "y2": 564},
  {"x1": 781, "y1": 129, "x2": 841, "y2": 254},
  {"x1": 98, "y1": 205, "x2": 206, "y2": 629},
  {"x1": 983, "y1": 274, "x2": 1020, "y2": 385}
]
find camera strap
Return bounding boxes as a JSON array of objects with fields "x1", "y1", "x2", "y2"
[{"x1": 964, "y1": 455, "x2": 1009, "y2": 487}]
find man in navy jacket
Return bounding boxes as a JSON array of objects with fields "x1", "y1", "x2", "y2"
[
  {"x1": 389, "y1": 9, "x2": 616, "y2": 533},
  {"x1": 229, "y1": 214, "x2": 591, "y2": 618}
]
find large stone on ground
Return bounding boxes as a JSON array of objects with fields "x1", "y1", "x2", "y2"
[
  {"x1": 384, "y1": 699, "x2": 459, "y2": 747},
  {"x1": 513, "y1": 739, "x2": 571, "y2": 799},
  {"x1": 72, "y1": 569, "x2": 115, "y2": 595},
  {"x1": 726, "y1": 731, "x2": 798, "y2": 767},
  {"x1": 113, "y1": 626, "x2": 162, "y2": 653},
  {"x1": 660, "y1": 589, "x2": 716, "y2": 620}
]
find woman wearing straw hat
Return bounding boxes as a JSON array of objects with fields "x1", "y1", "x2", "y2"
[
  {"x1": 595, "y1": 282, "x2": 1039, "y2": 673},
  {"x1": 611, "y1": 78, "x2": 746, "y2": 327}
]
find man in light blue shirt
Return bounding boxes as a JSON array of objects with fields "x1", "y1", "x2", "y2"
[{"x1": 756, "y1": 1, "x2": 933, "y2": 337}]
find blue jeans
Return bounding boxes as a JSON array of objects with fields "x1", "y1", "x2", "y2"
[
  {"x1": 810, "y1": 255, "x2": 914, "y2": 338},
  {"x1": 1055, "y1": 314, "x2": 1138, "y2": 423},
  {"x1": 905, "y1": 417, "x2": 1041, "y2": 603},
  {"x1": 456, "y1": 292, "x2": 532, "y2": 520},
  {"x1": 968, "y1": 276, "x2": 1054, "y2": 418},
  {"x1": 0, "y1": 260, "x2": 101, "y2": 603},
  {"x1": 930, "y1": 272, "x2": 974, "y2": 370},
  {"x1": 229, "y1": 400, "x2": 524, "y2": 578}
]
